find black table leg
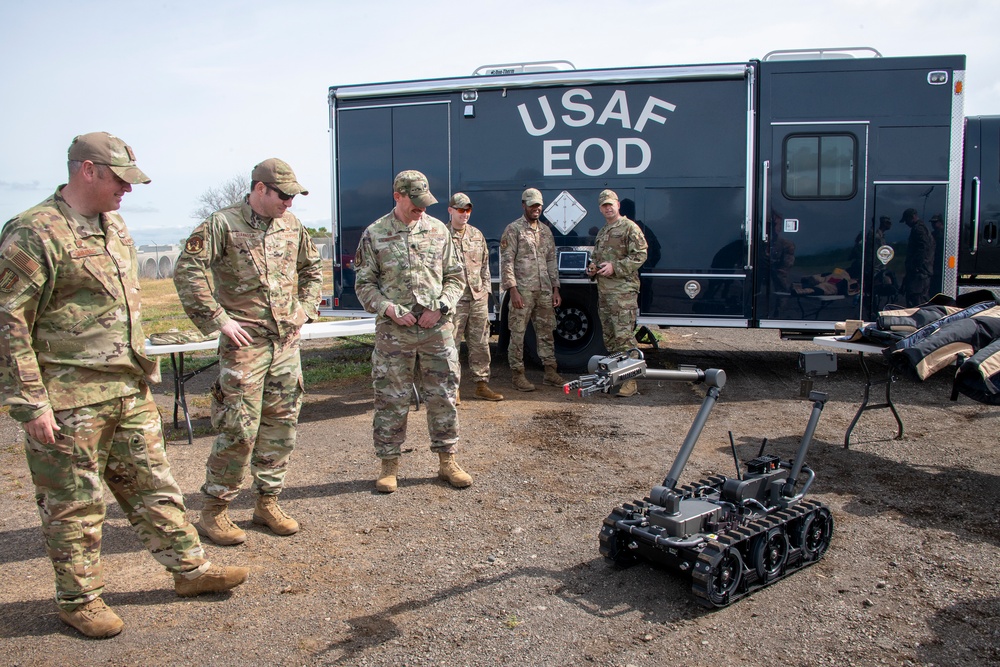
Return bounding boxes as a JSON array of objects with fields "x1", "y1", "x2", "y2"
[
  {"x1": 844, "y1": 351, "x2": 904, "y2": 448},
  {"x1": 168, "y1": 351, "x2": 219, "y2": 445}
]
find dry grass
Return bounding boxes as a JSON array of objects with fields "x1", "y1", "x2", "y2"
[
  {"x1": 140, "y1": 269, "x2": 334, "y2": 335},
  {"x1": 138, "y1": 276, "x2": 371, "y2": 384},
  {"x1": 140, "y1": 278, "x2": 195, "y2": 335}
]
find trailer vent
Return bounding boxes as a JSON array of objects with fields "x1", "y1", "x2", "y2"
[{"x1": 473, "y1": 60, "x2": 576, "y2": 76}]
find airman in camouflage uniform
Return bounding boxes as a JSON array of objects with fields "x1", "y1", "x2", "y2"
[
  {"x1": 448, "y1": 193, "x2": 503, "y2": 402},
  {"x1": 0, "y1": 132, "x2": 247, "y2": 639},
  {"x1": 587, "y1": 189, "x2": 648, "y2": 397},
  {"x1": 500, "y1": 188, "x2": 564, "y2": 392},
  {"x1": 174, "y1": 158, "x2": 322, "y2": 544},
  {"x1": 354, "y1": 170, "x2": 471, "y2": 493}
]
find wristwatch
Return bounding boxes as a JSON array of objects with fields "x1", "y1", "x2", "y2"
[{"x1": 439, "y1": 303, "x2": 450, "y2": 315}]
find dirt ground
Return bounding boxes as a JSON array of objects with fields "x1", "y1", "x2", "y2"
[{"x1": 0, "y1": 327, "x2": 998, "y2": 667}]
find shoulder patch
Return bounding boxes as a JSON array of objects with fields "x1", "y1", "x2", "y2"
[
  {"x1": 2, "y1": 246, "x2": 40, "y2": 275},
  {"x1": 0, "y1": 267, "x2": 20, "y2": 293},
  {"x1": 185, "y1": 235, "x2": 205, "y2": 254},
  {"x1": 500, "y1": 239, "x2": 508, "y2": 250}
]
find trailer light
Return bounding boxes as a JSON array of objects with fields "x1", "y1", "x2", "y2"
[
  {"x1": 927, "y1": 71, "x2": 948, "y2": 85},
  {"x1": 461, "y1": 90, "x2": 478, "y2": 102},
  {"x1": 955, "y1": 81, "x2": 964, "y2": 95}
]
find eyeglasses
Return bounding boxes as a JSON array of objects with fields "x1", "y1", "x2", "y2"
[
  {"x1": 453, "y1": 207, "x2": 472, "y2": 214},
  {"x1": 266, "y1": 185, "x2": 294, "y2": 201}
]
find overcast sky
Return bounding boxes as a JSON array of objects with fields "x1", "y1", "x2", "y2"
[{"x1": 2, "y1": 0, "x2": 998, "y2": 246}]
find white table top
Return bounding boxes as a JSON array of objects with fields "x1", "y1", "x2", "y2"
[
  {"x1": 812, "y1": 335, "x2": 888, "y2": 355},
  {"x1": 145, "y1": 318, "x2": 376, "y2": 355}
]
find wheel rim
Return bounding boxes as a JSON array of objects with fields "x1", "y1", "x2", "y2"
[
  {"x1": 709, "y1": 548, "x2": 744, "y2": 603},
  {"x1": 753, "y1": 528, "x2": 789, "y2": 581},
  {"x1": 800, "y1": 509, "x2": 833, "y2": 561},
  {"x1": 555, "y1": 306, "x2": 592, "y2": 345}
]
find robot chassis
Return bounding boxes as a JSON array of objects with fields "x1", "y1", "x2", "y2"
[{"x1": 566, "y1": 350, "x2": 834, "y2": 608}]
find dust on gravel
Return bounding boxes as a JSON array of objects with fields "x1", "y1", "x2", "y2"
[{"x1": 0, "y1": 327, "x2": 998, "y2": 667}]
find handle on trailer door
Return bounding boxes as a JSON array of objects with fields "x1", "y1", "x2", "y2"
[
  {"x1": 761, "y1": 160, "x2": 770, "y2": 244},
  {"x1": 971, "y1": 176, "x2": 981, "y2": 255}
]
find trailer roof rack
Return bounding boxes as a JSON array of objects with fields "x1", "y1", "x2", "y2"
[
  {"x1": 762, "y1": 47, "x2": 883, "y2": 61},
  {"x1": 474, "y1": 60, "x2": 576, "y2": 76}
]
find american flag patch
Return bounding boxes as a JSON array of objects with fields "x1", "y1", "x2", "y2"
[{"x1": 3, "y1": 247, "x2": 40, "y2": 275}]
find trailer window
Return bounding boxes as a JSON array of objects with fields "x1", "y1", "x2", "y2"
[{"x1": 784, "y1": 135, "x2": 856, "y2": 199}]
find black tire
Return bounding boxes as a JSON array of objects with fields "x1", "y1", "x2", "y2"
[
  {"x1": 496, "y1": 298, "x2": 510, "y2": 362},
  {"x1": 705, "y1": 547, "x2": 744, "y2": 606},
  {"x1": 523, "y1": 287, "x2": 606, "y2": 372},
  {"x1": 751, "y1": 528, "x2": 789, "y2": 582},
  {"x1": 798, "y1": 508, "x2": 834, "y2": 561}
]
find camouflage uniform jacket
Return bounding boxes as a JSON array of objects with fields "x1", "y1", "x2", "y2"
[
  {"x1": 499, "y1": 216, "x2": 559, "y2": 293},
  {"x1": 593, "y1": 215, "x2": 648, "y2": 296},
  {"x1": 354, "y1": 211, "x2": 465, "y2": 322},
  {"x1": 450, "y1": 223, "x2": 490, "y2": 301},
  {"x1": 0, "y1": 187, "x2": 158, "y2": 422},
  {"x1": 173, "y1": 199, "x2": 323, "y2": 341}
]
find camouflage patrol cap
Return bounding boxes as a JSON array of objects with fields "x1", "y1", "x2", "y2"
[
  {"x1": 252, "y1": 158, "x2": 309, "y2": 196},
  {"x1": 522, "y1": 188, "x2": 543, "y2": 206},
  {"x1": 68, "y1": 131, "x2": 151, "y2": 184},
  {"x1": 393, "y1": 170, "x2": 437, "y2": 207},
  {"x1": 598, "y1": 189, "x2": 619, "y2": 205},
  {"x1": 449, "y1": 192, "x2": 472, "y2": 209}
]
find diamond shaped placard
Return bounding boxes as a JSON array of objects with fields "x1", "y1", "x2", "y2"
[{"x1": 545, "y1": 191, "x2": 587, "y2": 235}]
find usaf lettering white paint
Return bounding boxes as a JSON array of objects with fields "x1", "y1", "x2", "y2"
[
  {"x1": 618, "y1": 138, "x2": 651, "y2": 175},
  {"x1": 577, "y1": 138, "x2": 614, "y2": 176},
  {"x1": 634, "y1": 97, "x2": 677, "y2": 132},
  {"x1": 561, "y1": 89, "x2": 595, "y2": 127},
  {"x1": 543, "y1": 140, "x2": 573, "y2": 176},
  {"x1": 518, "y1": 88, "x2": 676, "y2": 176},
  {"x1": 543, "y1": 138, "x2": 652, "y2": 177},
  {"x1": 596, "y1": 90, "x2": 631, "y2": 128},
  {"x1": 518, "y1": 96, "x2": 556, "y2": 136}
]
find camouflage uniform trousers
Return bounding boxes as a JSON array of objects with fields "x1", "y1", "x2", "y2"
[
  {"x1": 24, "y1": 386, "x2": 209, "y2": 611},
  {"x1": 371, "y1": 317, "x2": 460, "y2": 459},
  {"x1": 598, "y1": 290, "x2": 639, "y2": 354},
  {"x1": 203, "y1": 334, "x2": 304, "y2": 503},
  {"x1": 507, "y1": 289, "x2": 557, "y2": 371},
  {"x1": 453, "y1": 295, "x2": 492, "y2": 383}
]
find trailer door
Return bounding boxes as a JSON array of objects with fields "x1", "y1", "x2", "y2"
[
  {"x1": 960, "y1": 117, "x2": 1000, "y2": 280},
  {"x1": 332, "y1": 100, "x2": 450, "y2": 311},
  {"x1": 759, "y1": 124, "x2": 868, "y2": 328}
]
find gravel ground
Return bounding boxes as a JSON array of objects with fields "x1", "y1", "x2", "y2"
[{"x1": 0, "y1": 327, "x2": 998, "y2": 666}]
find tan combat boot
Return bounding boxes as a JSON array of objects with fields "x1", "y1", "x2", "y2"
[
  {"x1": 58, "y1": 598, "x2": 124, "y2": 639},
  {"x1": 196, "y1": 497, "x2": 246, "y2": 546},
  {"x1": 456, "y1": 388, "x2": 461, "y2": 405},
  {"x1": 376, "y1": 457, "x2": 399, "y2": 493},
  {"x1": 174, "y1": 564, "x2": 250, "y2": 597},
  {"x1": 617, "y1": 379, "x2": 638, "y2": 397},
  {"x1": 475, "y1": 381, "x2": 504, "y2": 401},
  {"x1": 511, "y1": 370, "x2": 536, "y2": 392},
  {"x1": 542, "y1": 364, "x2": 566, "y2": 386},
  {"x1": 253, "y1": 495, "x2": 300, "y2": 535},
  {"x1": 438, "y1": 452, "x2": 473, "y2": 488}
]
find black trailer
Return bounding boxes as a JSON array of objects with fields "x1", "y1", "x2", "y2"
[{"x1": 325, "y1": 49, "x2": 1000, "y2": 368}]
